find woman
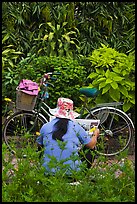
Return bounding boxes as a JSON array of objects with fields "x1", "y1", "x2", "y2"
[{"x1": 36, "y1": 97, "x2": 99, "y2": 175}]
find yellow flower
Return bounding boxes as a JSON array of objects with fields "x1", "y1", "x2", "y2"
[
  {"x1": 4, "y1": 98, "x2": 12, "y2": 102},
  {"x1": 38, "y1": 87, "x2": 41, "y2": 92},
  {"x1": 36, "y1": 132, "x2": 40, "y2": 136}
]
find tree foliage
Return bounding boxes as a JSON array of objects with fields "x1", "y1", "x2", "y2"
[{"x1": 2, "y1": 2, "x2": 135, "y2": 58}]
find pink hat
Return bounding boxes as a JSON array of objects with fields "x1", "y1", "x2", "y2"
[{"x1": 49, "y1": 98, "x2": 80, "y2": 120}]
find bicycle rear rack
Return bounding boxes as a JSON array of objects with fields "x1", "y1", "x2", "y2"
[{"x1": 96, "y1": 102, "x2": 124, "y2": 107}]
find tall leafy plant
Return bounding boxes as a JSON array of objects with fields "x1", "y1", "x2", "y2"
[
  {"x1": 87, "y1": 44, "x2": 135, "y2": 112},
  {"x1": 75, "y1": 2, "x2": 135, "y2": 56},
  {"x1": 42, "y1": 22, "x2": 80, "y2": 57}
]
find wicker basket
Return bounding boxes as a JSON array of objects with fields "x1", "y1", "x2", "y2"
[{"x1": 16, "y1": 90, "x2": 37, "y2": 111}]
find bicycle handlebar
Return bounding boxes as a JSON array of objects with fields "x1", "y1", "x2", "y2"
[
  {"x1": 44, "y1": 72, "x2": 61, "y2": 80},
  {"x1": 40, "y1": 72, "x2": 61, "y2": 87}
]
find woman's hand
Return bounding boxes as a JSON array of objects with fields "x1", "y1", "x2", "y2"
[
  {"x1": 93, "y1": 128, "x2": 100, "y2": 138},
  {"x1": 86, "y1": 128, "x2": 100, "y2": 149}
]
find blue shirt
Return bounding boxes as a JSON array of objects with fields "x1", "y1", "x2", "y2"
[{"x1": 36, "y1": 118, "x2": 92, "y2": 174}]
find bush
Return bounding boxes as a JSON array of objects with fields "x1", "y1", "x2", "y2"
[
  {"x1": 15, "y1": 55, "x2": 87, "y2": 108},
  {"x1": 87, "y1": 44, "x2": 135, "y2": 113}
]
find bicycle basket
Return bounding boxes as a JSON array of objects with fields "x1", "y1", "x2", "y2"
[{"x1": 16, "y1": 90, "x2": 37, "y2": 111}]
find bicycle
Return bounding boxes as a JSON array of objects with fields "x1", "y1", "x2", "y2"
[{"x1": 2, "y1": 72, "x2": 135, "y2": 157}]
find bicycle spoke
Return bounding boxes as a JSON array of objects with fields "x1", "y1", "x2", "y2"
[
  {"x1": 3, "y1": 111, "x2": 46, "y2": 156},
  {"x1": 86, "y1": 107, "x2": 133, "y2": 156}
]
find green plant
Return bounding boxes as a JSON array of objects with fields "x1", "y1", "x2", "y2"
[
  {"x1": 2, "y1": 32, "x2": 23, "y2": 71},
  {"x1": 41, "y1": 21, "x2": 80, "y2": 57},
  {"x1": 2, "y1": 140, "x2": 135, "y2": 202},
  {"x1": 75, "y1": 2, "x2": 135, "y2": 55},
  {"x1": 87, "y1": 44, "x2": 135, "y2": 112},
  {"x1": 15, "y1": 55, "x2": 87, "y2": 108}
]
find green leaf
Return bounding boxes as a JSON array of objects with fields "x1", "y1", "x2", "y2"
[
  {"x1": 12, "y1": 51, "x2": 22, "y2": 55},
  {"x1": 99, "y1": 82, "x2": 106, "y2": 90},
  {"x1": 111, "y1": 81, "x2": 118, "y2": 89},
  {"x1": 88, "y1": 72, "x2": 98, "y2": 79},
  {"x1": 119, "y1": 85, "x2": 128, "y2": 97},
  {"x1": 48, "y1": 32, "x2": 54, "y2": 41},
  {"x1": 105, "y1": 69, "x2": 110, "y2": 78},
  {"x1": 57, "y1": 24, "x2": 60, "y2": 31},
  {"x1": 97, "y1": 77, "x2": 106, "y2": 82},
  {"x1": 112, "y1": 67, "x2": 121, "y2": 73},
  {"x1": 8, "y1": 60, "x2": 14, "y2": 68},
  {"x1": 62, "y1": 34, "x2": 70, "y2": 42},
  {"x1": 102, "y1": 84, "x2": 110, "y2": 94},
  {"x1": 123, "y1": 102, "x2": 131, "y2": 112},
  {"x1": 113, "y1": 76, "x2": 124, "y2": 82},
  {"x1": 14, "y1": 80, "x2": 19, "y2": 85},
  {"x1": 47, "y1": 22, "x2": 55, "y2": 31},
  {"x1": 2, "y1": 34, "x2": 9, "y2": 44},
  {"x1": 43, "y1": 34, "x2": 48, "y2": 40},
  {"x1": 109, "y1": 88, "x2": 120, "y2": 102},
  {"x1": 51, "y1": 42, "x2": 55, "y2": 50},
  {"x1": 106, "y1": 78, "x2": 112, "y2": 84},
  {"x1": 2, "y1": 49, "x2": 11, "y2": 55},
  {"x1": 67, "y1": 31, "x2": 76, "y2": 35},
  {"x1": 122, "y1": 70, "x2": 127, "y2": 76},
  {"x1": 70, "y1": 40, "x2": 76, "y2": 45},
  {"x1": 62, "y1": 22, "x2": 68, "y2": 27}
]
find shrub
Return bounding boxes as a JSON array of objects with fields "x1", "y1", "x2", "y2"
[
  {"x1": 87, "y1": 44, "x2": 135, "y2": 113},
  {"x1": 15, "y1": 55, "x2": 87, "y2": 108}
]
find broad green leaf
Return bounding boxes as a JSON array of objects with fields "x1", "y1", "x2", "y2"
[
  {"x1": 105, "y1": 69, "x2": 110, "y2": 78},
  {"x1": 112, "y1": 67, "x2": 121, "y2": 73},
  {"x1": 119, "y1": 85, "x2": 128, "y2": 97},
  {"x1": 102, "y1": 84, "x2": 110, "y2": 94},
  {"x1": 130, "y1": 98, "x2": 135, "y2": 104},
  {"x1": 113, "y1": 76, "x2": 124, "y2": 81},
  {"x1": 99, "y1": 82, "x2": 106, "y2": 90},
  {"x1": 122, "y1": 70, "x2": 127, "y2": 76},
  {"x1": 106, "y1": 78, "x2": 112, "y2": 84},
  {"x1": 97, "y1": 77, "x2": 106, "y2": 82},
  {"x1": 88, "y1": 72, "x2": 98, "y2": 79},
  {"x1": 109, "y1": 88, "x2": 120, "y2": 102},
  {"x1": 123, "y1": 102, "x2": 131, "y2": 112},
  {"x1": 111, "y1": 81, "x2": 118, "y2": 89},
  {"x1": 14, "y1": 80, "x2": 18, "y2": 85}
]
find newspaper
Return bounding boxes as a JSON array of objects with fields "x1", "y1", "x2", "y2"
[
  {"x1": 50, "y1": 116, "x2": 100, "y2": 132},
  {"x1": 74, "y1": 119, "x2": 100, "y2": 131}
]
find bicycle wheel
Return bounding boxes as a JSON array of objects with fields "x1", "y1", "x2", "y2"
[
  {"x1": 2, "y1": 111, "x2": 47, "y2": 155},
  {"x1": 86, "y1": 107, "x2": 134, "y2": 156}
]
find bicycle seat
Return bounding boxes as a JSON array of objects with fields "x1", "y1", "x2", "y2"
[{"x1": 79, "y1": 87, "x2": 99, "y2": 97}]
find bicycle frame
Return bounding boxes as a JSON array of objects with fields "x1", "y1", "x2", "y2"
[{"x1": 77, "y1": 99, "x2": 135, "y2": 132}]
